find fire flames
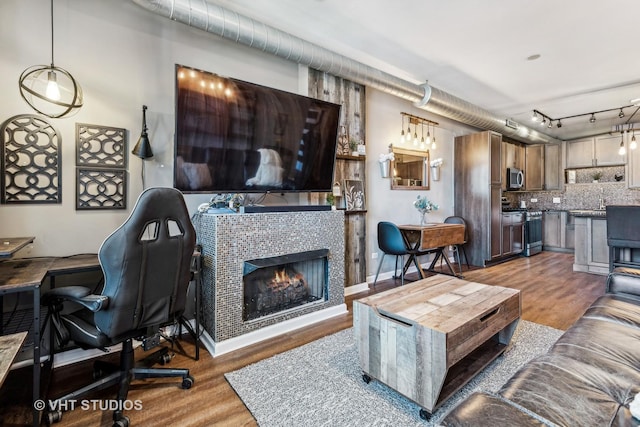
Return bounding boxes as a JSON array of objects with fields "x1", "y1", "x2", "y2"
[{"x1": 269, "y1": 269, "x2": 306, "y2": 291}]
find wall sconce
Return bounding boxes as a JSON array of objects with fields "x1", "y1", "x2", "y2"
[
  {"x1": 19, "y1": 0, "x2": 83, "y2": 118},
  {"x1": 132, "y1": 105, "x2": 153, "y2": 159},
  {"x1": 132, "y1": 105, "x2": 154, "y2": 189}
]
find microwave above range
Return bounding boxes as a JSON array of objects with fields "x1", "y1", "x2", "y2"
[{"x1": 507, "y1": 167, "x2": 524, "y2": 190}]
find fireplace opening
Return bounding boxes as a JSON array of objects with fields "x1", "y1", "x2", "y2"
[{"x1": 243, "y1": 249, "x2": 328, "y2": 321}]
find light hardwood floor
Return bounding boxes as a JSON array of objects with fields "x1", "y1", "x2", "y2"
[{"x1": 5, "y1": 251, "x2": 607, "y2": 426}]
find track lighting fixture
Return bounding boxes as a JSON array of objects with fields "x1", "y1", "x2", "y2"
[
  {"x1": 532, "y1": 103, "x2": 634, "y2": 130},
  {"x1": 399, "y1": 112, "x2": 438, "y2": 151}
]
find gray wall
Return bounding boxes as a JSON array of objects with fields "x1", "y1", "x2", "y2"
[{"x1": 1, "y1": 0, "x2": 475, "y2": 280}]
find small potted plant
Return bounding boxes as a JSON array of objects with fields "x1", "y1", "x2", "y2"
[
  {"x1": 349, "y1": 139, "x2": 359, "y2": 156},
  {"x1": 592, "y1": 171, "x2": 602, "y2": 183}
]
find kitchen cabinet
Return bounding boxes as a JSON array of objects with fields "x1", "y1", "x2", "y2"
[
  {"x1": 502, "y1": 140, "x2": 524, "y2": 190},
  {"x1": 543, "y1": 210, "x2": 574, "y2": 252},
  {"x1": 594, "y1": 134, "x2": 625, "y2": 166},
  {"x1": 573, "y1": 216, "x2": 608, "y2": 275},
  {"x1": 454, "y1": 131, "x2": 503, "y2": 266},
  {"x1": 566, "y1": 135, "x2": 625, "y2": 168},
  {"x1": 502, "y1": 212, "x2": 524, "y2": 255},
  {"x1": 544, "y1": 143, "x2": 563, "y2": 190},
  {"x1": 525, "y1": 144, "x2": 544, "y2": 190}
]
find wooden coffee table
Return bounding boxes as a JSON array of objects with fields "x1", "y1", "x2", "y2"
[{"x1": 353, "y1": 274, "x2": 520, "y2": 419}]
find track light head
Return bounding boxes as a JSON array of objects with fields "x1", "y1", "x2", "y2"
[
  {"x1": 589, "y1": 113, "x2": 596, "y2": 123},
  {"x1": 557, "y1": 120, "x2": 562, "y2": 128},
  {"x1": 619, "y1": 109, "x2": 625, "y2": 118},
  {"x1": 531, "y1": 111, "x2": 539, "y2": 122}
]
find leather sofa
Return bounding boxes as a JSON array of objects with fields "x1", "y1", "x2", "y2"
[{"x1": 440, "y1": 267, "x2": 640, "y2": 427}]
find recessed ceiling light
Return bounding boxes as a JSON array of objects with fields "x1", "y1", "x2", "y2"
[{"x1": 527, "y1": 54, "x2": 541, "y2": 61}]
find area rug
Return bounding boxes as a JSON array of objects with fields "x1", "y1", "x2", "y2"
[{"x1": 225, "y1": 320, "x2": 563, "y2": 426}]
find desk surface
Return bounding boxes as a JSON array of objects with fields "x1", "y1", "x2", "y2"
[
  {"x1": 0, "y1": 255, "x2": 100, "y2": 291},
  {"x1": 0, "y1": 332, "x2": 27, "y2": 387},
  {"x1": 0, "y1": 237, "x2": 35, "y2": 259}
]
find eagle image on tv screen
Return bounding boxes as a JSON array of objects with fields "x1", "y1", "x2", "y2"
[{"x1": 174, "y1": 65, "x2": 341, "y2": 193}]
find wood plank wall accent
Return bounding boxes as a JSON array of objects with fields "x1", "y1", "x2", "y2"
[{"x1": 309, "y1": 69, "x2": 367, "y2": 287}]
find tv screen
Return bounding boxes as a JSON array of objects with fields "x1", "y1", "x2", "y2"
[{"x1": 174, "y1": 65, "x2": 341, "y2": 193}]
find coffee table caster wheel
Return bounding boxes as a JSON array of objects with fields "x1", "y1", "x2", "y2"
[
  {"x1": 419, "y1": 409, "x2": 431, "y2": 421},
  {"x1": 362, "y1": 373, "x2": 371, "y2": 384}
]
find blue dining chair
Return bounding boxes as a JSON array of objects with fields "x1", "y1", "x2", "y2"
[{"x1": 373, "y1": 221, "x2": 422, "y2": 287}]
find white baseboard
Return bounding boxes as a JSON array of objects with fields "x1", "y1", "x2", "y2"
[
  {"x1": 344, "y1": 282, "x2": 369, "y2": 296},
  {"x1": 200, "y1": 304, "x2": 347, "y2": 357}
]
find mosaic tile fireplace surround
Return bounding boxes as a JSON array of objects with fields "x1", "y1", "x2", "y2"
[{"x1": 197, "y1": 210, "x2": 346, "y2": 355}]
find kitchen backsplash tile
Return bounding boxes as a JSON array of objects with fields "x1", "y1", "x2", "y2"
[{"x1": 503, "y1": 165, "x2": 640, "y2": 210}]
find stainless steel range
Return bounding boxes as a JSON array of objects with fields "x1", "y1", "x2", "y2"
[
  {"x1": 502, "y1": 207, "x2": 542, "y2": 257},
  {"x1": 524, "y1": 210, "x2": 542, "y2": 256}
]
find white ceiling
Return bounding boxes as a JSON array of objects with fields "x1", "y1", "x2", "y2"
[{"x1": 214, "y1": 0, "x2": 640, "y2": 140}]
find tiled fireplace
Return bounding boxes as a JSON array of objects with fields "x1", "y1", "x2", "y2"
[{"x1": 197, "y1": 210, "x2": 346, "y2": 356}]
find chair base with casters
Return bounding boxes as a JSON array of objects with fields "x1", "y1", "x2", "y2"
[{"x1": 44, "y1": 338, "x2": 194, "y2": 427}]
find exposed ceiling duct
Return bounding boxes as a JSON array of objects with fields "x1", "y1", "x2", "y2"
[{"x1": 131, "y1": 0, "x2": 561, "y2": 145}]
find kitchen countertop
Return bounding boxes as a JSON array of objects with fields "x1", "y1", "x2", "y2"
[{"x1": 567, "y1": 209, "x2": 607, "y2": 217}]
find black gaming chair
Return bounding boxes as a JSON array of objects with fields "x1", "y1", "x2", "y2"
[{"x1": 42, "y1": 187, "x2": 196, "y2": 427}]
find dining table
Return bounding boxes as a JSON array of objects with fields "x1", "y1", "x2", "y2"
[{"x1": 397, "y1": 223, "x2": 466, "y2": 278}]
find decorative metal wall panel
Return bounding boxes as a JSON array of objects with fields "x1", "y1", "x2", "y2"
[
  {"x1": 1, "y1": 114, "x2": 62, "y2": 204},
  {"x1": 76, "y1": 123, "x2": 127, "y2": 168},
  {"x1": 76, "y1": 168, "x2": 127, "y2": 210}
]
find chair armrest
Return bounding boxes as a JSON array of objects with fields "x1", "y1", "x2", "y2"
[
  {"x1": 606, "y1": 267, "x2": 640, "y2": 298},
  {"x1": 43, "y1": 286, "x2": 109, "y2": 312}
]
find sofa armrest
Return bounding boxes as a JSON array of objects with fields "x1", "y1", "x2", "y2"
[{"x1": 606, "y1": 267, "x2": 640, "y2": 298}]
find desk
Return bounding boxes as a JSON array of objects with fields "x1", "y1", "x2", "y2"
[
  {"x1": 398, "y1": 223, "x2": 465, "y2": 278},
  {"x1": 0, "y1": 237, "x2": 35, "y2": 259},
  {"x1": 0, "y1": 255, "x2": 100, "y2": 427},
  {"x1": 0, "y1": 332, "x2": 27, "y2": 387}
]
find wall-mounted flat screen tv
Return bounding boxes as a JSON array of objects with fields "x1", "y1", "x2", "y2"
[{"x1": 174, "y1": 65, "x2": 341, "y2": 193}]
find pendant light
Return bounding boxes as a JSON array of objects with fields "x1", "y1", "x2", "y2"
[
  {"x1": 400, "y1": 115, "x2": 406, "y2": 144},
  {"x1": 618, "y1": 131, "x2": 626, "y2": 156},
  {"x1": 19, "y1": 0, "x2": 83, "y2": 118},
  {"x1": 631, "y1": 130, "x2": 638, "y2": 150}
]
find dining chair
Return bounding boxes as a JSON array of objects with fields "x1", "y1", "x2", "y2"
[
  {"x1": 443, "y1": 216, "x2": 470, "y2": 273},
  {"x1": 373, "y1": 221, "x2": 423, "y2": 287}
]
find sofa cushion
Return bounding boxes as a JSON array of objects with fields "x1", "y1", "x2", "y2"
[
  {"x1": 439, "y1": 392, "x2": 547, "y2": 426},
  {"x1": 499, "y1": 353, "x2": 639, "y2": 427}
]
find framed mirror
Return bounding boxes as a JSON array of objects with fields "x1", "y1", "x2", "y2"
[{"x1": 390, "y1": 146, "x2": 430, "y2": 190}]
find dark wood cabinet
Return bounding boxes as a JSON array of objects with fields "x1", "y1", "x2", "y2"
[
  {"x1": 455, "y1": 131, "x2": 503, "y2": 266},
  {"x1": 502, "y1": 212, "x2": 524, "y2": 255},
  {"x1": 525, "y1": 144, "x2": 544, "y2": 190},
  {"x1": 544, "y1": 144, "x2": 562, "y2": 190}
]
